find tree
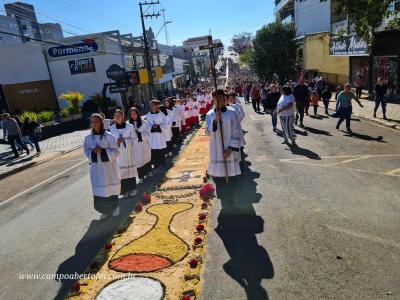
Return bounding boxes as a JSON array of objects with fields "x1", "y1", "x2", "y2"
[
  {"x1": 239, "y1": 48, "x2": 253, "y2": 66},
  {"x1": 332, "y1": 0, "x2": 400, "y2": 44},
  {"x1": 59, "y1": 91, "x2": 84, "y2": 115},
  {"x1": 250, "y1": 21, "x2": 297, "y2": 81},
  {"x1": 231, "y1": 32, "x2": 253, "y2": 54}
]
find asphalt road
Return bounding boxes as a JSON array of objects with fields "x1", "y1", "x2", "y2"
[
  {"x1": 201, "y1": 102, "x2": 400, "y2": 299},
  {"x1": 0, "y1": 141, "x2": 179, "y2": 299}
]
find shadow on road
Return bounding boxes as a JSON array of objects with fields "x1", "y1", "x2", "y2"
[
  {"x1": 214, "y1": 161, "x2": 274, "y2": 300},
  {"x1": 303, "y1": 126, "x2": 332, "y2": 136},
  {"x1": 288, "y1": 143, "x2": 321, "y2": 160},
  {"x1": 341, "y1": 130, "x2": 386, "y2": 143}
]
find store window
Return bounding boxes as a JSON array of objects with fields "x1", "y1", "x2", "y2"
[
  {"x1": 351, "y1": 57, "x2": 370, "y2": 90},
  {"x1": 372, "y1": 56, "x2": 399, "y2": 97}
]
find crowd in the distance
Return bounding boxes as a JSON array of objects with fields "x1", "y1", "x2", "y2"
[{"x1": 232, "y1": 75, "x2": 389, "y2": 145}]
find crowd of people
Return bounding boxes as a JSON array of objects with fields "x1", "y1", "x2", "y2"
[
  {"x1": 231, "y1": 76, "x2": 389, "y2": 145},
  {"x1": 84, "y1": 89, "x2": 215, "y2": 218},
  {"x1": 1, "y1": 113, "x2": 41, "y2": 158}
]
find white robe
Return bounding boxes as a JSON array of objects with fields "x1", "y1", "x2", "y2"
[
  {"x1": 163, "y1": 109, "x2": 173, "y2": 142},
  {"x1": 228, "y1": 105, "x2": 246, "y2": 147},
  {"x1": 172, "y1": 105, "x2": 185, "y2": 130},
  {"x1": 145, "y1": 111, "x2": 168, "y2": 150},
  {"x1": 84, "y1": 131, "x2": 120, "y2": 197},
  {"x1": 110, "y1": 123, "x2": 138, "y2": 180},
  {"x1": 206, "y1": 108, "x2": 242, "y2": 177},
  {"x1": 131, "y1": 119, "x2": 151, "y2": 168}
]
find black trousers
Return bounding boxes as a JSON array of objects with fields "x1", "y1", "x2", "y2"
[
  {"x1": 252, "y1": 98, "x2": 261, "y2": 112},
  {"x1": 295, "y1": 103, "x2": 305, "y2": 125},
  {"x1": 322, "y1": 99, "x2": 330, "y2": 114},
  {"x1": 151, "y1": 148, "x2": 166, "y2": 168},
  {"x1": 137, "y1": 162, "x2": 151, "y2": 179},
  {"x1": 172, "y1": 127, "x2": 180, "y2": 143},
  {"x1": 356, "y1": 87, "x2": 362, "y2": 98},
  {"x1": 94, "y1": 195, "x2": 118, "y2": 215},
  {"x1": 8, "y1": 135, "x2": 28, "y2": 156},
  {"x1": 121, "y1": 177, "x2": 136, "y2": 194}
]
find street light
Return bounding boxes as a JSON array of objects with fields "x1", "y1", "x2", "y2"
[{"x1": 155, "y1": 21, "x2": 172, "y2": 38}]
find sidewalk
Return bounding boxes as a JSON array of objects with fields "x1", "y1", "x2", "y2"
[
  {"x1": 331, "y1": 97, "x2": 400, "y2": 129},
  {"x1": 0, "y1": 130, "x2": 89, "y2": 179}
]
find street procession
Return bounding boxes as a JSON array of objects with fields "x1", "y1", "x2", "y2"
[{"x1": 0, "y1": 1, "x2": 400, "y2": 300}]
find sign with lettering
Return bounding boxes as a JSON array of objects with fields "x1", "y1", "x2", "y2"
[
  {"x1": 126, "y1": 70, "x2": 140, "y2": 85},
  {"x1": 106, "y1": 64, "x2": 126, "y2": 82},
  {"x1": 68, "y1": 58, "x2": 96, "y2": 75},
  {"x1": 330, "y1": 35, "x2": 368, "y2": 56},
  {"x1": 109, "y1": 85, "x2": 128, "y2": 94},
  {"x1": 48, "y1": 42, "x2": 99, "y2": 58}
]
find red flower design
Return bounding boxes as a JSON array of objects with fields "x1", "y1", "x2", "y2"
[
  {"x1": 189, "y1": 258, "x2": 198, "y2": 268},
  {"x1": 196, "y1": 224, "x2": 205, "y2": 232},
  {"x1": 72, "y1": 281, "x2": 81, "y2": 291},
  {"x1": 199, "y1": 213, "x2": 207, "y2": 221},
  {"x1": 201, "y1": 203, "x2": 208, "y2": 209},
  {"x1": 105, "y1": 242, "x2": 113, "y2": 250},
  {"x1": 142, "y1": 193, "x2": 151, "y2": 204},
  {"x1": 181, "y1": 296, "x2": 191, "y2": 300},
  {"x1": 135, "y1": 203, "x2": 143, "y2": 212},
  {"x1": 199, "y1": 183, "x2": 215, "y2": 200},
  {"x1": 194, "y1": 237, "x2": 203, "y2": 245}
]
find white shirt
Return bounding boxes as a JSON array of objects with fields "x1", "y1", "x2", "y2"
[{"x1": 277, "y1": 94, "x2": 295, "y2": 117}]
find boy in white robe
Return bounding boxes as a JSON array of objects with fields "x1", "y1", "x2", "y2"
[
  {"x1": 146, "y1": 99, "x2": 168, "y2": 169},
  {"x1": 129, "y1": 107, "x2": 151, "y2": 183},
  {"x1": 206, "y1": 90, "x2": 242, "y2": 180},
  {"x1": 84, "y1": 114, "x2": 120, "y2": 217},
  {"x1": 110, "y1": 109, "x2": 138, "y2": 197}
]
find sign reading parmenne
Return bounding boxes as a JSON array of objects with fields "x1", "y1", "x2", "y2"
[{"x1": 47, "y1": 42, "x2": 99, "y2": 58}]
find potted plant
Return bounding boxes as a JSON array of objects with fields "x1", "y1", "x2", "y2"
[{"x1": 58, "y1": 91, "x2": 84, "y2": 122}]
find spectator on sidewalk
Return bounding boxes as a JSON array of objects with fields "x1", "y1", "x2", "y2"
[
  {"x1": 293, "y1": 78, "x2": 309, "y2": 128},
  {"x1": 336, "y1": 83, "x2": 364, "y2": 134},
  {"x1": 2, "y1": 113, "x2": 30, "y2": 158},
  {"x1": 374, "y1": 77, "x2": 388, "y2": 120},
  {"x1": 321, "y1": 86, "x2": 332, "y2": 116},
  {"x1": 22, "y1": 117, "x2": 41, "y2": 155},
  {"x1": 354, "y1": 75, "x2": 364, "y2": 99},
  {"x1": 275, "y1": 86, "x2": 296, "y2": 145},
  {"x1": 250, "y1": 84, "x2": 261, "y2": 113},
  {"x1": 265, "y1": 84, "x2": 281, "y2": 131}
]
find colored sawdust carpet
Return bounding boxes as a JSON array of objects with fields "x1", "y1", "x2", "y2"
[{"x1": 68, "y1": 127, "x2": 213, "y2": 300}]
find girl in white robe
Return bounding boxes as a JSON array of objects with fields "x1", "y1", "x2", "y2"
[
  {"x1": 84, "y1": 114, "x2": 120, "y2": 216},
  {"x1": 206, "y1": 91, "x2": 242, "y2": 178},
  {"x1": 110, "y1": 109, "x2": 138, "y2": 197},
  {"x1": 173, "y1": 98, "x2": 185, "y2": 142},
  {"x1": 146, "y1": 100, "x2": 168, "y2": 168},
  {"x1": 129, "y1": 107, "x2": 151, "y2": 182}
]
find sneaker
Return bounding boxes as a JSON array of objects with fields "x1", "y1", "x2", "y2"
[
  {"x1": 168, "y1": 152, "x2": 173, "y2": 157},
  {"x1": 100, "y1": 214, "x2": 108, "y2": 220},
  {"x1": 282, "y1": 140, "x2": 289, "y2": 144},
  {"x1": 336, "y1": 124, "x2": 340, "y2": 130},
  {"x1": 299, "y1": 123, "x2": 304, "y2": 128},
  {"x1": 373, "y1": 113, "x2": 376, "y2": 118},
  {"x1": 347, "y1": 129, "x2": 353, "y2": 134},
  {"x1": 138, "y1": 179, "x2": 144, "y2": 184},
  {"x1": 129, "y1": 189, "x2": 137, "y2": 197}
]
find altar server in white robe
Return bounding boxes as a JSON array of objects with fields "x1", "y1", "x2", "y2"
[
  {"x1": 146, "y1": 100, "x2": 168, "y2": 168},
  {"x1": 173, "y1": 98, "x2": 185, "y2": 140},
  {"x1": 129, "y1": 107, "x2": 151, "y2": 183},
  {"x1": 162, "y1": 99, "x2": 174, "y2": 156},
  {"x1": 227, "y1": 92, "x2": 245, "y2": 123},
  {"x1": 206, "y1": 90, "x2": 242, "y2": 180},
  {"x1": 84, "y1": 114, "x2": 120, "y2": 217},
  {"x1": 110, "y1": 109, "x2": 138, "y2": 197}
]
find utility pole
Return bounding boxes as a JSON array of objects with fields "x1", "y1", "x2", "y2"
[
  {"x1": 139, "y1": 1, "x2": 160, "y2": 100},
  {"x1": 199, "y1": 35, "x2": 223, "y2": 90}
]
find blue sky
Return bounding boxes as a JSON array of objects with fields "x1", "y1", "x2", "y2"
[{"x1": 1, "y1": 0, "x2": 275, "y2": 45}]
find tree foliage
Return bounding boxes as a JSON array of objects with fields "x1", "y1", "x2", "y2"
[
  {"x1": 333, "y1": 0, "x2": 400, "y2": 44},
  {"x1": 250, "y1": 21, "x2": 297, "y2": 81},
  {"x1": 239, "y1": 48, "x2": 253, "y2": 66},
  {"x1": 231, "y1": 32, "x2": 252, "y2": 54}
]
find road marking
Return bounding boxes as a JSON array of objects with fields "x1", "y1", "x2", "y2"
[
  {"x1": 45, "y1": 159, "x2": 85, "y2": 165},
  {"x1": 337, "y1": 212, "x2": 349, "y2": 219},
  {"x1": 326, "y1": 225, "x2": 400, "y2": 250},
  {"x1": 327, "y1": 155, "x2": 370, "y2": 166},
  {"x1": 0, "y1": 160, "x2": 87, "y2": 208},
  {"x1": 385, "y1": 167, "x2": 400, "y2": 176}
]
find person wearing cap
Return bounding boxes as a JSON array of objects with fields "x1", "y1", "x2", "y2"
[
  {"x1": 206, "y1": 90, "x2": 242, "y2": 180},
  {"x1": 146, "y1": 99, "x2": 168, "y2": 168},
  {"x1": 84, "y1": 113, "x2": 120, "y2": 218}
]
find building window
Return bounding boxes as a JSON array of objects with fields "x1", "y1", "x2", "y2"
[
  {"x1": 46, "y1": 29, "x2": 51, "y2": 34},
  {"x1": 21, "y1": 24, "x2": 27, "y2": 31}
]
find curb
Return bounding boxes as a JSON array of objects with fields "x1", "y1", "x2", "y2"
[{"x1": 0, "y1": 145, "x2": 83, "y2": 180}]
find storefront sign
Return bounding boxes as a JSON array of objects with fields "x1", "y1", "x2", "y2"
[
  {"x1": 68, "y1": 58, "x2": 96, "y2": 75},
  {"x1": 48, "y1": 42, "x2": 99, "y2": 58},
  {"x1": 330, "y1": 35, "x2": 368, "y2": 56},
  {"x1": 109, "y1": 85, "x2": 128, "y2": 94},
  {"x1": 106, "y1": 64, "x2": 126, "y2": 82}
]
